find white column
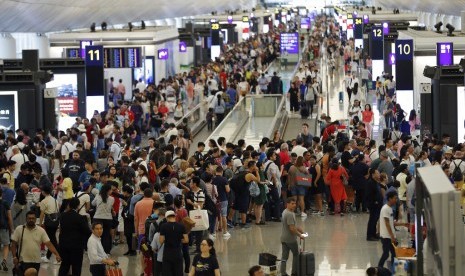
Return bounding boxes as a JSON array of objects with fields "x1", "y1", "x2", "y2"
[{"x1": 0, "y1": 33, "x2": 16, "y2": 59}]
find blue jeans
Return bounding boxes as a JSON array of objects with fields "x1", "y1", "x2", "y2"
[
  {"x1": 151, "y1": 127, "x2": 160, "y2": 139},
  {"x1": 208, "y1": 213, "x2": 216, "y2": 234}
]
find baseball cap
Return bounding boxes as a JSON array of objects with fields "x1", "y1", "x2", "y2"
[
  {"x1": 165, "y1": 210, "x2": 176, "y2": 217},
  {"x1": 82, "y1": 181, "x2": 91, "y2": 191}
]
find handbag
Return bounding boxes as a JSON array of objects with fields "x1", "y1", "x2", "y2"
[
  {"x1": 106, "y1": 265, "x2": 123, "y2": 276},
  {"x1": 258, "y1": 252, "x2": 278, "y2": 266},
  {"x1": 249, "y1": 181, "x2": 260, "y2": 197},
  {"x1": 295, "y1": 172, "x2": 312, "y2": 187},
  {"x1": 189, "y1": 208, "x2": 209, "y2": 232},
  {"x1": 44, "y1": 200, "x2": 60, "y2": 228},
  {"x1": 181, "y1": 216, "x2": 196, "y2": 233}
]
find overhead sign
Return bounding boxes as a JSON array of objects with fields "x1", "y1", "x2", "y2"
[
  {"x1": 395, "y1": 40, "x2": 413, "y2": 61},
  {"x1": 437, "y1": 42, "x2": 453, "y2": 66},
  {"x1": 363, "y1": 15, "x2": 369, "y2": 24},
  {"x1": 227, "y1": 15, "x2": 233, "y2": 24},
  {"x1": 383, "y1": 22, "x2": 389, "y2": 35},
  {"x1": 211, "y1": 23, "x2": 220, "y2": 30},
  {"x1": 242, "y1": 16, "x2": 249, "y2": 22},
  {"x1": 179, "y1": 41, "x2": 187, "y2": 53},
  {"x1": 300, "y1": 17, "x2": 310, "y2": 29},
  {"x1": 80, "y1": 40, "x2": 92, "y2": 59},
  {"x1": 280, "y1": 32, "x2": 299, "y2": 54},
  {"x1": 85, "y1": 45, "x2": 104, "y2": 67},
  {"x1": 158, "y1": 49, "x2": 168, "y2": 60}
]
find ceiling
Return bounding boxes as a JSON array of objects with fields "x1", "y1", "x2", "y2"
[
  {"x1": 0, "y1": 0, "x2": 255, "y2": 32},
  {"x1": 376, "y1": 0, "x2": 464, "y2": 17}
]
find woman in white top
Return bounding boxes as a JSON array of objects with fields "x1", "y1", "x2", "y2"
[
  {"x1": 194, "y1": 80, "x2": 205, "y2": 103},
  {"x1": 50, "y1": 150, "x2": 63, "y2": 181},
  {"x1": 39, "y1": 185, "x2": 59, "y2": 263},
  {"x1": 136, "y1": 165, "x2": 149, "y2": 193},
  {"x1": 173, "y1": 99, "x2": 184, "y2": 121},
  {"x1": 91, "y1": 184, "x2": 115, "y2": 254}
]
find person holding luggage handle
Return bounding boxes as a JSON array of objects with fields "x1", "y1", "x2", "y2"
[{"x1": 280, "y1": 197, "x2": 306, "y2": 276}]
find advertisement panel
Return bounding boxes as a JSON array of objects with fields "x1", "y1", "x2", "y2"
[
  {"x1": 46, "y1": 74, "x2": 79, "y2": 116},
  {"x1": 0, "y1": 91, "x2": 18, "y2": 132},
  {"x1": 280, "y1": 32, "x2": 299, "y2": 54}
]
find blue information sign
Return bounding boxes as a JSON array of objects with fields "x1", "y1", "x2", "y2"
[
  {"x1": 371, "y1": 27, "x2": 383, "y2": 41},
  {"x1": 85, "y1": 45, "x2": 104, "y2": 67},
  {"x1": 395, "y1": 40, "x2": 413, "y2": 61},
  {"x1": 437, "y1": 42, "x2": 453, "y2": 66}
]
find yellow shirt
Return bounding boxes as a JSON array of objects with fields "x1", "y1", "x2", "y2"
[
  {"x1": 2, "y1": 171, "x2": 14, "y2": 189},
  {"x1": 62, "y1": 177, "x2": 74, "y2": 199}
]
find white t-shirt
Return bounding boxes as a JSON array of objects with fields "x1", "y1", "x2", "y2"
[
  {"x1": 61, "y1": 142, "x2": 76, "y2": 160},
  {"x1": 291, "y1": 145, "x2": 307, "y2": 157},
  {"x1": 110, "y1": 142, "x2": 122, "y2": 161},
  {"x1": 379, "y1": 204, "x2": 394, "y2": 239},
  {"x1": 75, "y1": 192, "x2": 91, "y2": 215}
]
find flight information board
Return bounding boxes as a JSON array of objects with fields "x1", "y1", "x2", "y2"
[
  {"x1": 66, "y1": 48, "x2": 80, "y2": 58},
  {"x1": 280, "y1": 32, "x2": 299, "y2": 54},
  {"x1": 103, "y1": 47, "x2": 142, "y2": 68}
]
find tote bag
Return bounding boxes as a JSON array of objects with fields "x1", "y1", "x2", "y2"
[
  {"x1": 189, "y1": 208, "x2": 209, "y2": 232},
  {"x1": 295, "y1": 172, "x2": 312, "y2": 187}
]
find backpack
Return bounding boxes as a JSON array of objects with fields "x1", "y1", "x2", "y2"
[
  {"x1": 201, "y1": 190, "x2": 218, "y2": 217},
  {"x1": 452, "y1": 160, "x2": 463, "y2": 181},
  {"x1": 229, "y1": 171, "x2": 247, "y2": 193},
  {"x1": 249, "y1": 181, "x2": 260, "y2": 197},
  {"x1": 139, "y1": 216, "x2": 159, "y2": 257},
  {"x1": 0, "y1": 201, "x2": 8, "y2": 229},
  {"x1": 159, "y1": 192, "x2": 173, "y2": 206}
]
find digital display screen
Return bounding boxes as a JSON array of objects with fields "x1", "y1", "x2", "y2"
[
  {"x1": 363, "y1": 15, "x2": 369, "y2": 24},
  {"x1": 66, "y1": 48, "x2": 80, "y2": 58},
  {"x1": 227, "y1": 15, "x2": 233, "y2": 24},
  {"x1": 437, "y1": 42, "x2": 453, "y2": 66},
  {"x1": 46, "y1": 74, "x2": 79, "y2": 116},
  {"x1": 0, "y1": 91, "x2": 18, "y2": 132},
  {"x1": 280, "y1": 32, "x2": 299, "y2": 54},
  {"x1": 133, "y1": 56, "x2": 154, "y2": 84},
  {"x1": 383, "y1": 22, "x2": 389, "y2": 35},
  {"x1": 158, "y1": 49, "x2": 169, "y2": 60},
  {"x1": 103, "y1": 47, "x2": 142, "y2": 68},
  {"x1": 300, "y1": 17, "x2": 310, "y2": 29}
]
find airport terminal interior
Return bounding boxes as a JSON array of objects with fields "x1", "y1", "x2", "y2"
[{"x1": 0, "y1": 0, "x2": 465, "y2": 276}]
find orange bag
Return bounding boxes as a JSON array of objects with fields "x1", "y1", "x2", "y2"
[{"x1": 106, "y1": 265, "x2": 123, "y2": 276}]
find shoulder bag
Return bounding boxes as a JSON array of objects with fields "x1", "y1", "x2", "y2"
[{"x1": 44, "y1": 199, "x2": 60, "y2": 228}]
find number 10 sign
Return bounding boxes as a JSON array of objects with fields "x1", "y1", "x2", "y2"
[{"x1": 395, "y1": 40, "x2": 413, "y2": 61}]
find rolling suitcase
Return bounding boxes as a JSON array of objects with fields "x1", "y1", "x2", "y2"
[
  {"x1": 298, "y1": 238, "x2": 315, "y2": 276},
  {"x1": 338, "y1": 91, "x2": 344, "y2": 103},
  {"x1": 300, "y1": 105, "x2": 309, "y2": 119}
]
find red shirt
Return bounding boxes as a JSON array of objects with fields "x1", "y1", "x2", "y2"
[
  {"x1": 158, "y1": 105, "x2": 169, "y2": 116},
  {"x1": 111, "y1": 192, "x2": 120, "y2": 214},
  {"x1": 121, "y1": 109, "x2": 135, "y2": 123},
  {"x1": 362, "y1": 110, "x2": 374, "y2": 123},
  {"x1": 279, "y1": 151, "x2": 290, "y2": 166}
]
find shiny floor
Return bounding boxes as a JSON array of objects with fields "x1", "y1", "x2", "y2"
[{"x1": 33, "y1": 213, "x2": 386, "y2": 275}]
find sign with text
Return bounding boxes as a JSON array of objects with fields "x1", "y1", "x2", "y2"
[
  {"x1": 437, "y1": 42, "x2": 453, "y2": 66},
  {"x1": 395, "y1": 40, "x2": 413, "y2": 61},
  {"x1": 80, "y1": 40, "x2": 92, "y2": 59},
  {"x1": 300, "y1": 17, "x2": 310, "y2": 29},
  {"x1": 85, "y1": 45, "x2": 104, "y2": 67},
  {"x1": 280, "y1": 32, "x2": 299, "y2": 54}
]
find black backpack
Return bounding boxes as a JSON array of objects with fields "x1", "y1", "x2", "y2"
[
  {"x1": 0, "y1": 201, "x2": 8, "y2": 229},
  {"x1": 202, "y1": 191, "x2": 218, "y2": 217},
  {"x1": 229, "y1": 171, "x2": 247, "y2": 193},
  {"x1": 452, "y1": 160, "x2": 463, "y2": 181}
]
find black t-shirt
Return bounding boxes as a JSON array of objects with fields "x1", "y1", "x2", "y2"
[
  {"x1": 160, "y1": 221, "x2": 186, "y2": 259},
  {"x1": 212, "y1": 175, "x2": 228, "y2": 202},
  {"x1": 150, "y1": 112, "x2": 164, "y2": 128},
  {"x1": 191, "y1": 254, "x2": 220, "y2": 276},
  {"x1": 341, "y1": 151, "x2": 353, "y2": 170}
]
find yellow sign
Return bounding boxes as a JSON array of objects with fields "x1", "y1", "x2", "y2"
[
  {"x1": 347, "y1": 13, "x2": 353, "y2": 19},
  {"x1": 211, "y1": 23, "x2": 220, "y2": 30},
  {"x1": 242, "y1": 16, "x2": 249, "y2": 22},
  {"x1": 355, "y1": 18, "x2": 362, "y2": 25}
]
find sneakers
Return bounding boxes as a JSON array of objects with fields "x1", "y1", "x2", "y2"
[
  {"x1": 301, "y1": 212, "x2": 308, "y2": 217},
  {"x1": 41, "y1": 256, "x2": 49, "y2": 263},
  {"x1": 208, "y1": 233, "x2": 216, "y2": 240},
  {"x1": 223, "y1": 232, "x2": 231, "y2": 238},
  {"x1": 1, "y1": 259, "x2": 7, "y2": 271}
]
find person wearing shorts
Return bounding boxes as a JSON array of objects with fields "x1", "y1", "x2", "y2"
[{"x1": 0, "y1": 187, "x2": 12, "y2": 271}]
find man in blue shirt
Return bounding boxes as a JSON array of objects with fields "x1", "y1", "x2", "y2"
[
  {"x1": 0, "y1": 177, "x2": 15, "y2": 207},
  {"x1": 226, "y1": 84, "x2": 238, "y2": 109}
]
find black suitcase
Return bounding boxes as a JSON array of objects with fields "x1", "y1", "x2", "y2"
[
  {"x1": 300, "y1": 106, "x2": 309, "y2": 119},
  {"x1": 298, "y1": 238, "x2": 315, "y2": 276}
]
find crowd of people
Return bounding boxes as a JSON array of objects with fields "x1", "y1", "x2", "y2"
[{"x1": 0, "y1": 10, "x2": 461, "y2": 276}]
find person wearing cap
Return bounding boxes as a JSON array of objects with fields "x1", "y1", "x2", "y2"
[
  {"x1": 159, "y1": 210, "x2": 188, "y2": 276},
  {"x1": 58, "y1": 197, "x2": 92, "y2": 276},
  {"x1": 2, "y1": 160, "x2": 15, "y2": 189}
]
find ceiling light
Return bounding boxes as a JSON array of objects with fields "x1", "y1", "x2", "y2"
[
  {"x1": 101, "y1": 22, "x2": 107, "y2": 31},
  {"x1": 141, "y1": 20, "x2": 146, "y2": 30},
  {"x1": 128, "y1": 22, "x2": 133, "y2": 32},
  {"x1": 90, "y1": 23, "x2": 96, "y2": 32}
]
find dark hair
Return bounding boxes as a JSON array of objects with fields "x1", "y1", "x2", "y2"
[
  {"x1": 100, "y1": 184, "x2": 112, "y2": 203},
  {"x1": 91, "y1": 221, "x2": 103, "y2": 229},
  {"x1": 144, "y1": 188, "x2": 153, "y2": 198},
  {"x1": 369, "y1": 168, "x2": 378, "y2": 179},
  {"x1": 286, "y1": 197, "x2": 296, "y2": 204},
  {"x1": 26, "y1": 210, "x2": 36, "y2": 217},
  {"x1": 69, "y1": 197, "x2": 80, "y2": 210},
  {"x1": 203, "y1": 238, "x2": 216, "y2": 256},
  {"x1": 409, "y1": 109, "x2": 416, "y2": 121},
  {"x1": 386, "y1": 190, "x2": 397, "y2": 200},
  {"x1": 366, "y1": 267, "x2": 377, "y2": 276},
  {"x1": 249, "y1": 265, "x2": 262, "y2": 276}
]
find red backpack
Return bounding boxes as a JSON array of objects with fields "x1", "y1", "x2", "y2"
[{"x1": 148, "y1": 160, "x2": 157, "y2": 184}]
